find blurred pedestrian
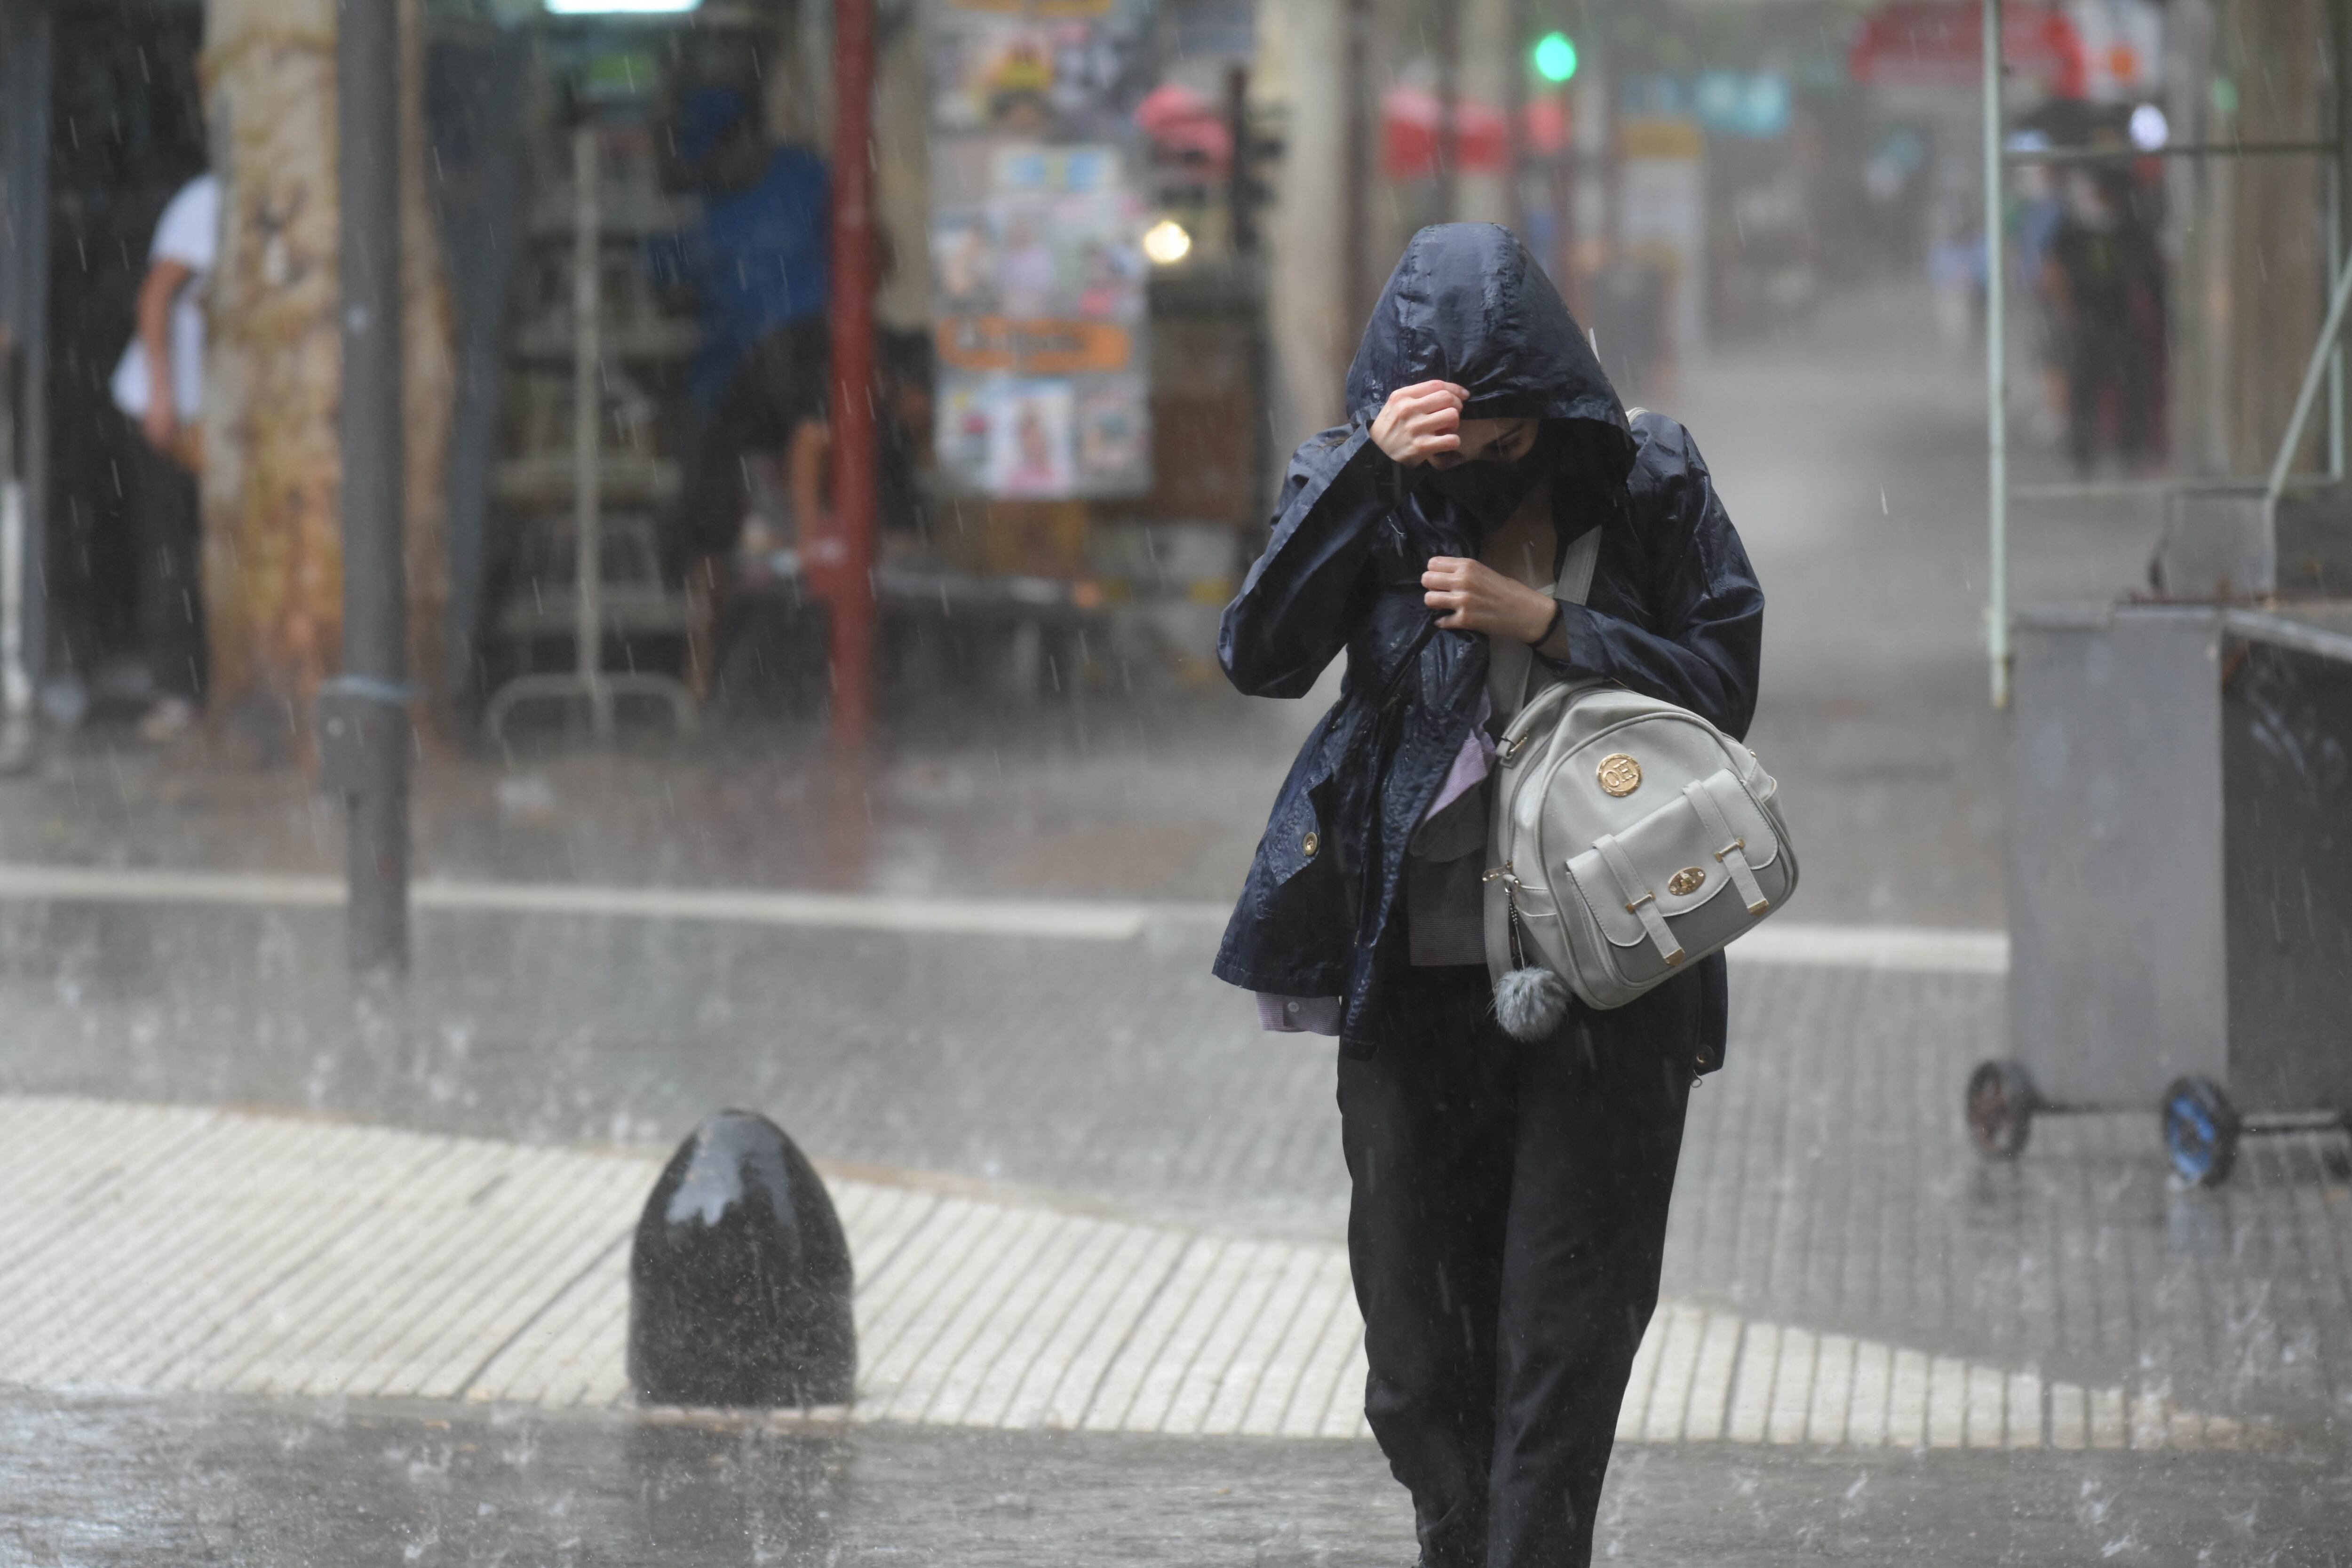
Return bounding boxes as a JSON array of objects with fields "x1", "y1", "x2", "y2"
[
  {"x1": 2010, "y1": 156, "x2": 2073, "y2": 447},
  {"x1": 1216, "y1": 224, "x2": 1764, "y2": 1568},
  {"x1": 109, "y1": 170, "x2": 217, "y2": 740},
  {"x1": 658, "y1": 86, "x2": 830, "y2": 569},
  {"x1": 1926, "y1": 200, "x2": 1985, "y2": 351},
  {"x1": 2045, "y1": 168, "x2": 2164, "y2": 473},
  {"x1": 729, "y1": 321, "x2": 932, "y2": 557},
  {"x1": 694, "y1": 325, "x2": 933, "y2": 719}
]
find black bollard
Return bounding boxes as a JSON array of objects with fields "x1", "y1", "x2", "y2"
[{"x1": 628, "y1": 1110, "x2": 857, "y2": 1408}]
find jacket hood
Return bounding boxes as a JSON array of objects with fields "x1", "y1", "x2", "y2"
[{"x1": 1345, "y1": 223, "x2": 1634, "y2": 483}]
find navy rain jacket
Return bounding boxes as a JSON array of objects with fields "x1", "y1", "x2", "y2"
[{"x1": 1211, "y1": 223, "x2": 1764, "y2": 1065}]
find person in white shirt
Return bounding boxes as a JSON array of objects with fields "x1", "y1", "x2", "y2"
[{"x1": 110, "y1": 172, "x2": 217, "y2": 739}]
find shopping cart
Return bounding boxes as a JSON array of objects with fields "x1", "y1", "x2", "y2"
[{"x1": 1968, "y1": 602, "x2": 2352, "y2": 1186}]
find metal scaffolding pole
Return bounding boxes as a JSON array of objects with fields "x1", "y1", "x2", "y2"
[
  {"x1": 329, "y1": 0, "x2": 410, "y2": 977},
  {"x1": 2337, "y1": 0, "x2": 2352, "y2": 477},
  {"x1": 2265, "y1": 251, "x2": 2352, "y2": 500},
  {"x1": 1983, "y1": 0, "x2": 2009, "y2": 707}
]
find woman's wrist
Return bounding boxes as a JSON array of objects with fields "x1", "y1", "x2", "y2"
[
  {"x1": 1531, "y1": 600, "x2": 1571, "y2": 658},
  {"x1": 1514, "y1": 584, "x2": 1560, "y2": 645}
]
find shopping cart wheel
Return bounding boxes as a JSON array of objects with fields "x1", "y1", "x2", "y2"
[
  {"x1": 1965, "y1": 1059, "x2": 2037, "y2": 1160},
  {"x1": 2161, "y1": 1075, "x2": 2241, "y2": 1187}
]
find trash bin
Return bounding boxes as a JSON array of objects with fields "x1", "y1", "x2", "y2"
[
  {"x1": 2152, "y1": 486, "x2": 2352, "y2": 601},
  {"x1": 1971, "y1": 602, "x2": 2352, "y2": 1184}
]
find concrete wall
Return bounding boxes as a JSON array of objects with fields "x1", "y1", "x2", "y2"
[
  {"x1": 1261, "y1": 0, "x2": 1351, "y2": 452},
  {"x1": 1456, "y1": 0, "x2": 1514, "y2": 228}
]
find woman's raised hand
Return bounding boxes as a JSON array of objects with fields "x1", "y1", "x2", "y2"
[
  {"x1": 1422, "y1": 557, "x2": 1560, "y2": 645},
  {"x1": 1370, "y1": 381, "x2": 1469, "y2": 466}
]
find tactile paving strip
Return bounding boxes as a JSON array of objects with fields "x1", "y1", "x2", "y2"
[{"x1": 0, "y1": 1097, "x2": 2251, "y2": 1449}]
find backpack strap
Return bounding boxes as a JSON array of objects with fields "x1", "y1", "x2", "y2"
[
  {"x1": 1682, "y1": 780, "x2": 1772, "y2": 915},
  {"x1": 1491, "y1": 524, "x2": 1603, "y2": 721},
  {"x1": 1593, "y1": 832, "x2": 1685, "y2": 966},
  {"x1": 1556, "y1": 523, "x2": 1602, "y2": 607}
]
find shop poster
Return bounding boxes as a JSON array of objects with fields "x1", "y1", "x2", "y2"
[{"x1": 929, "y1": 0, "x2": 1154, "y2": 499}]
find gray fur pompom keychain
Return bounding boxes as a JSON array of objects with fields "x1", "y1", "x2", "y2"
[
  {"x1": 1494, "y1": 964, "x2": 1570, "y2": 1041},
  {"x1": 1488, "y1": 863, "x2": 1570, "y2": 1041}
]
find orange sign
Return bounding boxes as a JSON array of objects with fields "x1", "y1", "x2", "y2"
[
  {"x1": 937, "y1": 316, "x2": 1135, "y2": 375},
  {"x1": 1618, "y1": 117, "x2": 1703, "y2": 161}
]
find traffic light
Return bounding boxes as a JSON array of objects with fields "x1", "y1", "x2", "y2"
[{"x1": 1533, "y1": 31, "x2": 1578, "y2": 84}]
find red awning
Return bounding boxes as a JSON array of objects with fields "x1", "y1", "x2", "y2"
[
  {"x1": 1135, "y1": 82, "x2": 1234, "y2": 171},
  {"x1": 1381, "y1": 86, "x2": 1569, "y2": 180},
  {"x1": 1848, "y1": 1, "x2": 2087, "y2": 98}
]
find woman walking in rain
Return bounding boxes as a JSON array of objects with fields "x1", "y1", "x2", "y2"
[{"x1": 1214, "y1": 224, "x2": 1763, "y2": 1567}]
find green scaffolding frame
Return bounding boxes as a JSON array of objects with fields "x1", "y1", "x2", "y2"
[{"x1": 1979, "y1": 0, "x2": 2352, "y2": 704}]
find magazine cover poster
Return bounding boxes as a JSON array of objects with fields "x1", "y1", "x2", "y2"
[
  {"x1": 1074, "y1": 378, "x2": 1149, "y2": 489},
  {"x1": 937, "y1": 377, "x2": 995, "y2": 487},
  {"x1": 930, "y1": 1, "x2": 1150, "y2": 140},
  {"x1": 930, "y1": 149, "x2": 1147, "y2": 325},
  {"x1": 985, "y1": 378, "x2": 1076, "y2": 497}
]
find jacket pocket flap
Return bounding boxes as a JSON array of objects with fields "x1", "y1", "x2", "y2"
[
  {"x1": 1263, "y1": 789, "x2": 1327, "y2": 884},
  {"x1": 1564, "y1": 770, "x2": 1778, "y2": 948}
]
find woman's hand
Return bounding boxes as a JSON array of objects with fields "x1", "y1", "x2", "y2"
[
  {"x1": 1370, "y1": 380, "x2": 1468, "y2": 466},
  {"x1": 1422, "y1": 557, "x2": 1559, "y2": 644}
]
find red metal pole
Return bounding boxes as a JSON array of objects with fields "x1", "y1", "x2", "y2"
[{"x1": 827, "y1": 0, "x2": 878, "y2": 748}]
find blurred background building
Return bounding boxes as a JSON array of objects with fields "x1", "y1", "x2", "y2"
[{"x1": 0, "y1": 0, "x2": 2336, "y2": 754}]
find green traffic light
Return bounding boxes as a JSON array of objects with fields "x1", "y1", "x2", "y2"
[{"x1": 1534, "y1": 31, "x2": 1577, "y2": 83}]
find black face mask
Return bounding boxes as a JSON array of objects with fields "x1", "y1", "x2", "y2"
[{"x1": 1416, "y1": 430, "x2": 1550, "y2": 538}]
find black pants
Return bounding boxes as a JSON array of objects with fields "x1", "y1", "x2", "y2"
[
  {"x1": 1339, "y1": 965, "x2": 1694, "y2": 1568},
  {"x1": 120, "y1": 414, "x2": 205, "y2": 701},
  {"x1": 2066, "y1": 316, "x2": 2153, "y2": 472}
]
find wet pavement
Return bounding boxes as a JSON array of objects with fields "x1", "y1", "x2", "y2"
[
  {"x1": 12, "y1": 1093, "x2": 2253, "y2": 1460},
  {"x1": 9, "y1": 897, "x2": 2352, "y2": 1449},
  {"x1": 8, "y1": 1389, "x2": 2352, "y2": 1566},
  {"x1": 6, "y1": 286, "x2": 2347, "y2": 1562}
]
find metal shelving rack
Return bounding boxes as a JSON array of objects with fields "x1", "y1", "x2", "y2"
[
  {"x1": 483, "y1": 94, "x2": 697, "y2": 745},
  {"x1": 1979, "y1": 0, "x2": 2352, "y2": 704}
]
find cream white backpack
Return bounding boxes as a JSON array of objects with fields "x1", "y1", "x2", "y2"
[{"x1": 1482, "y1": 523, "x2": 1796, "y2": 1038}]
